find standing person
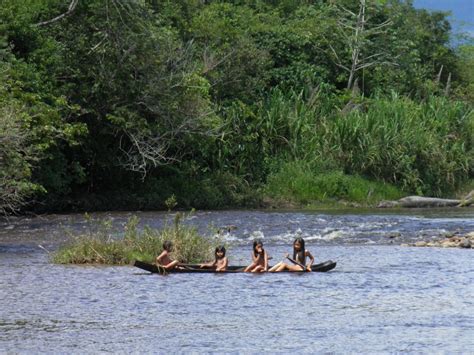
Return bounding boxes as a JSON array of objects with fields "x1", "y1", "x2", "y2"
[
  {"x1": 155, "y1": 240, "x2": 180, "y2": 270},
  {"x1": 244, "y1": 239, "x2": 269, "y2": 272},
  {"x1": 269, "y1": 237, "x2": 314, "y2": 272},
  {"x1": 200, "y1": 246, "x2": 228, "y2": 272}
]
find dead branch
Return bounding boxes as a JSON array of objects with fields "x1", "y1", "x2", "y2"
[
  {"x1": 202, "y1": 47, "x2": 235, "y2": 75},
  {"x1": 329, "y1": 0, "x2": 396, "y2": 90},
  {"x1": 36, "y1": 0, "x2": 79, "y2": 27},
  {"x1": 436, "y1": 65, "x2": 444, "y2": 84},
  {"x1": 444, "y1": 72, "x2": 451, "y2": 96}
]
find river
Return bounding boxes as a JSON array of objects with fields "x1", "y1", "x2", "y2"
[{"x1": 1, "y1": 209, "x2": 473, "y2": 352}]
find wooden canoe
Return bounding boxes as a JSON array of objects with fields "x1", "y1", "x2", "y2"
[{"x1": 133, "y1": 260, "x2": 336, "y2": 274}]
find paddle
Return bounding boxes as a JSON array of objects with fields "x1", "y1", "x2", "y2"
[
  {"x1": 156, "y1": 264, "x2": 169, "y2": 276},
  {"x1": 157, "y1": 263, "x2": 198, "y2": 274},
  {"x1": 286, "y1": 255, "x2": 309, "y2": 272},
  {"x1": 178, "y1": 263, "x2": 201, "y2": 270}
]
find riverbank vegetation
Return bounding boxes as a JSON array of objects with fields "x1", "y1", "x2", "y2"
[
  {"x1": 1, "y1": 0, "x2": 473, "y2": 214},
  {"x1": 52, "y1": 213, "x2": 220, "y2": 264}
]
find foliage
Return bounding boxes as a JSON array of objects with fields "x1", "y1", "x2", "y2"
[
  {"x1": 51, "y1": 212, "x2": 222, "y2": 264},
  {"x1": 0, "y1": 0, "x2": 472, "y2": 213},
  {"x1": 320, "y1": 95, "x2": 473, "y2": 195},
  {"x1": 0, "y1": 103, "x2": 40, "y2": 214},
  {"x1": 454, "y1": 44, "x2": 474, "y2": 101}
]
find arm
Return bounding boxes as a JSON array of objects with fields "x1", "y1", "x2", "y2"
[
  {"x1": 251, "y1": 252, "x2": 258, "y2": 263},
  {"x1": 156, "y1": 250, "x2": 168, "y2": 265},
  {"x1": 244, "y1": 253, "x2": 258, "y2": 272},
  {"x1": 200, "y1": 260, "x2": 216, "y2": 268},
  {"x1": 264, "y1": 251, "x2": 269, "y2": 271},
  {"x1": 305, "y1": 250, "x2": 315, "y2": 271}
]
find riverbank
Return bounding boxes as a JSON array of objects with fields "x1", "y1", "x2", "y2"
[{"x1": 22, "y1": 180, "x2": 474, "y2": 217}]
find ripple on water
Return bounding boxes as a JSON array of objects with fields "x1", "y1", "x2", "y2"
[{"x1": 1, "y1": 211, "x2": 474, "y2": 352}]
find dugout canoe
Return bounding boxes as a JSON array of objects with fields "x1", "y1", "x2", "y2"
[{"x1": 133, "y1": 260, "x2": 336, "y2": 274}]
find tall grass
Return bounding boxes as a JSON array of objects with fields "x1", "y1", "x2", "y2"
[
  {"x1": 51, "y1": 213, "x2": 221, "y2": 265},
  {"x1": 257, "y1": 90, "x2": 473, "y2": 198},
  {"x1": 264, "y1": 160, "x2": 403, "y2": 205},
  {"x1": 319, "y1": 94, "x2": 473, "y2": 195},
  {"x1": 254, "y1": 86, "x2": 336, "y2": 160}
]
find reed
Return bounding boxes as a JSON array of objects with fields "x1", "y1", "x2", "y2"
[
  {"x1": 320, "y1": 95, "x2": 473, "y2": 195},
  {"x1": 258, "y1": 90, "x2": 472, "y2": 198},
  {"x1": 51, "y1": 213, "x2": 221, "y2": 265},
  {"x1": 264, "y1": 160, "x2": 402, "y2": 205}
]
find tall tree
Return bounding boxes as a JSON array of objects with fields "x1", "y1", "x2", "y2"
[{"x1": 329, "y1": 0, "x2": 395, "y2": 90}]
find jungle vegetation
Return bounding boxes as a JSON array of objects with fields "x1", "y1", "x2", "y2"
[{"x1": 1, "y1": 0, "x2": 473, "y2": 213}]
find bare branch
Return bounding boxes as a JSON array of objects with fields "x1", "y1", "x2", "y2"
[
  {"x1": 329, "y1": 0, "x2": 397, "y2": 90},
  {"x1": 339, "y1": 5, "x2": 357, "y2": 17},
  {"x1": 118, "y1": 131, "x2": 176, "y2": 179},
  {"x1": 202, "y1": 48, "x2": 235, "y2": 75},
  {"x1": 363, "y1": 52, "x2": 385, "y2": 61},
  {"x1": 369, "y1": 19, "x2": 392, "y2": 31},
  {"x1": 436, "y1": 65, "x2": 444, "y2": 84},
  {"x1": 444, "y1": 72, "x2": 451, "y2": 96},
  {"x1": 328, "y1": 44, "x2": 350, "y2": 71},
  {"x1": 0, "y1": 105, "x2": 39, "y2": 215},
  {"x1": 36, "y1": 0, "x2": 79, "y2": 27},
  {"x1": 356, "y1": 60, "x2": 398, "y2": 70}
]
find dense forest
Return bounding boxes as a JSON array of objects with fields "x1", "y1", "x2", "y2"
[{"x1": 0, "y1": 0, "x2": 473, "y2": 214}]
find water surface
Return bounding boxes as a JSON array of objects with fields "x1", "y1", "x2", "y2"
[{"x1": 1, "y1": 210, "x2": 473, "y2": 352}]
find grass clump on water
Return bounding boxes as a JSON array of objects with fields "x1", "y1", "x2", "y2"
[{"x1": 51, "y1": 212, "x2": 220, "y2": 265}]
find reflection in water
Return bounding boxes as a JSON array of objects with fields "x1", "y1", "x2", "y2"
[{"x1": 0, "y1": 210, "x2": 473, "y2": 352}]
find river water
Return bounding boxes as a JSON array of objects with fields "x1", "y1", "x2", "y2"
[{"x1": 1, "y1": 209, "x2": 473, "y2": 353}]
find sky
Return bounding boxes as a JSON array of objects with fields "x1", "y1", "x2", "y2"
[{"x1": 414, "y1": 0, "x2": 474, "y2": 37}]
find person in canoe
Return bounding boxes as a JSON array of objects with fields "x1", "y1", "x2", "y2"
[
  {"x1": 200, "y1": 245, "x2": 228, "y2": 272},
  {"x1": 269, "y1": 237, "x2": 314, "y2": 272},
  {"x1": 155, "y1": 240, "x2": 180, "y2": 270},
  {"x1": 244, "y1": 239, "x2": 269, "y2": 272}
]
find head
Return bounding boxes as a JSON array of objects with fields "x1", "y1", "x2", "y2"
[
  {"x1": 293, "y1": 237, "x2": 305, "y2": 251},
  {"x1": 215, "y1": 245, "x2": 226, "y2": 260},
  {"x1": 162, "y1": 240, "x2": 173, "y2": 252},
  {"x1": 293, "y1": 237, "x2": 305, "y2": 261},
  {"x1": 253, "y1": 239, "x2": 264, "y2": 256}
]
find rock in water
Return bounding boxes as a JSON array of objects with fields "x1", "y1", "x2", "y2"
[{"x1": 460, "y1": 238, "x2": 472, "y2": 249}]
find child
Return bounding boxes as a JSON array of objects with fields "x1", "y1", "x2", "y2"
[
  {"x1": 269, "y1": 237, "x2": 314, "y2": 272},
  {"x1": 244, "y1": 239, "x2": 269, "y2": 272},
  {"x1": 200, "y1": 245, "x2": 228, "y2": 272},
  {"x1": 155, "y1": 240, "x2": 180, "y2": 270}
]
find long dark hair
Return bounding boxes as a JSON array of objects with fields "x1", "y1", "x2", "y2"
[
  {"x1": 293, "y1": 237, "x2": 305, "y2": 264},
  {"x1": 253, "y1": 239, "x2": 264, "y2": 258},
  {"x1": 215, "y1": 245, "x2": 226, "y2": 261}
]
